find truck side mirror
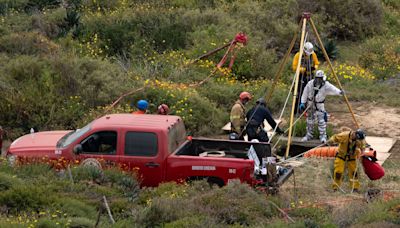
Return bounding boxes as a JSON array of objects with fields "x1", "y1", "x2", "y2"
[{"x1": 73, "y1": 144, "x2": 82, "y2": 155}]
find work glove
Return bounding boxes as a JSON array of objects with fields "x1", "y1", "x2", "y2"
[
  {"x1": 325, "y1": 140, "x2": 333, "y2": 146},
  {"x1": 299, "y1": 103, "x2": 305, "y2": 111},
  {"x1": 276, "y1": 128, "x2": 284, "y2": 135}
]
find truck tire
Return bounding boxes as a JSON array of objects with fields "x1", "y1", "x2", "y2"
[
  {"x1": 206, "y1": 177, "x2": 224, "y2": 187},
  {"x1": 80, "y1": 158, "x2": 102, "y2": 170}
]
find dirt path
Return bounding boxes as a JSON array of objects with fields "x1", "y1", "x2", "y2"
[{"x1": 327, "y1": 101, "x2": 400, "y2": 139}]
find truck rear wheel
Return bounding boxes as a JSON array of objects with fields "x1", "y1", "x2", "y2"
[{"x1": 206, "y1": 177, "x2": 224, "y2": 187}]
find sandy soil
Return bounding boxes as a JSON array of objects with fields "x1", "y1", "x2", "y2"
[{"x1": 327, "y1": 101, "x2": 400, "y2": 139}]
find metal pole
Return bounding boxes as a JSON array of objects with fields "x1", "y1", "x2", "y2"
[
  {"x1": 285, "y1": 18, "x2": 307, "y2": 159},
  {"x1": 309, "y1": 18, "x2": 360, "y2": 129},
  {"x1": 266, "y1": 23, "x2": 301, "y2": 103},
  {"x1": 192, "y1": 43, "x2": 231, "y2": 64}
]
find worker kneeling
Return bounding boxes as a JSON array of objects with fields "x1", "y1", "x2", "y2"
[
  {"x1": 327, "y1": 129, "x2": 366, "y2": 192},
  {"x1": 246, "y1": 98, "x2": 283, "y2": 142},
  {"x1": 300, "y1": 70, "x2": 343, "y2": 143}
]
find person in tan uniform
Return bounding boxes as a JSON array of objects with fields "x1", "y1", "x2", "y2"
[{"x1": 230, "y1": 91, "x2": 252, "y2": 140}]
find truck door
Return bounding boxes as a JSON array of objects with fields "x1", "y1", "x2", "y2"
[
  {"x1": 120, "y1": 131, "x2": 163, "y2": 187},
  {"x1": 78, "y1": 130, "x2": 119, "y2": 168}
]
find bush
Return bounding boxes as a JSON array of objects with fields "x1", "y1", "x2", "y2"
[
  {"x1": 14, "y1": 162, "x2": 54, "y2": 178},
  {"x1": 24, "y1": 0, "x2": 61, "y2": 13},
  {"x1": 0, "y1": 172, "x2": 22, "y2": 191},
  {"x1": 291, "y1": 119, "x2": 334, "y2": 138},
  {"x1": 71, "y1": 165, "x2": 103, "y2": 183},
  {"x1": 0, "y1": 0, "x2": 28, "y2": 15},
  {"x1": 288, "y1": 207, "x2": 333, "y2": 225},
  {"x1": 0, "y1": 32, "x2": 59, "y2": 55},
  {"x1": 53, "y1": 197, "x2": 97, "y2": 219},
  {"x1": 298, "y1": 0, "x2": 384, "y2": 40},
  {"x1": 0, "y1": 185, "x2": 52, "y2": 212},
  {"x1": 135, "y1": 181, "x2": 281, "y2": 227},
  {"x1": 359, "y1": 36, "x2": 400, "y2": 80},
  {"x1": 103, "y1": 168, "x2": 140, "y2": 200},
  {"x1": 0, "y1": 54, "x2": 130, "y2": 137}
]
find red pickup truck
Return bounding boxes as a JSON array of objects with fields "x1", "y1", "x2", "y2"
[{"x1": 6, "y1": 114, "x2": 292, "y2": 188}]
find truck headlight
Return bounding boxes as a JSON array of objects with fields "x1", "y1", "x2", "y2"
[{"x1": 7, "y1": 155, "x2": 17, "y2": 167}]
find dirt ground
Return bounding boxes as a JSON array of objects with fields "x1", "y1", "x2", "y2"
[{"x1": 326, "y1": 101, "x2": 400, "y2": 139}]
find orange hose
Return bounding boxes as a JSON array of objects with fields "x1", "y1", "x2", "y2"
[{"x1": 304, "y1": 146, "x2": 338, "y2": 158}]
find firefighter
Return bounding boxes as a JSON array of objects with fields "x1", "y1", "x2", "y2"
[
  {"x1": 292, "y1": 42, "x2": 320, "y2": 114},
  {"x1": 246, "y1": 98, "x2": 283, "y2": 142},
  {"x1": 157, "y1": 104, "x2": 169, "y2": 115},
  {"x1": 326, "y1": 129, "x2": 367, "y2": 192},
  {"x1": 230, "y1": 91, "x2": 252, "y2": 140},
  {"x1": 300, "y1": 70, "x2": 343, "y2": 143},
  {"x1": 132, "y1": 100, "x2": 148, "y2": 114}
]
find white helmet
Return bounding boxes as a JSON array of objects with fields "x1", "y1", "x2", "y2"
[
  {"x1": 315, "y1": 70, "x2": 326, "y2": 81},
  {"x1": 304, "y1": 42, "x2": 314, "y2": 56}
]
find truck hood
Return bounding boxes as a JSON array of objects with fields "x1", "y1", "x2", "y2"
[{"x1": 8, "y1": 131, "x2": 71, "y2": 157}]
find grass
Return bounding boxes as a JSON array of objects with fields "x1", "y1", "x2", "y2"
[{"x1": 0, "y1": 155, "x2": 399, "y2": 227}]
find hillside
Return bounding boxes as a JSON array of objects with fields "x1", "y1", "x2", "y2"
[
  {"x1": 0, "y1": 0, "x2": 399, "y2": 227},
  {"x1": 0, "y1": 0, "x2": 399, "y2": 138}
]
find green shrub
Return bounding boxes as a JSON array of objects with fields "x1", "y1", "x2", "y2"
[
  {"x1": 0, "y1": 0, "x2": 28, "y2": 15},
  {"x1": 298, "y1": 0, "x2": 384, "y2": 40},
  {"x1": 0, "y1": 172, "x2": 22, "y2": 191},
  {"x1": 53, "y1": 197, "x2": 97, "y2": 218},
  {"x1": 288, "y1": 207, "x2": 332, "y2": 225},
  {"x1": 0, "y1": 54, "x2": 130, "y2": 136},
  {"x1": 14, "y1": 162, "x2": 54, "y2": 178},
  {"x1": 164, "y1": 215, "x2": 220, "y2": 227},
  {"x1": 359, "y1": 36, "x2": 400, "y2": 80},
  {"x1": 103, "y1": 168, "x2": 140, "y2": 200},
  {"x1": 66, "y1": 217, "x2": 95, "y2": 228},
  {"x1": 0, "y1": 32, "x2": 59, "y2": 55},
  {"x1": 354, "y1": 198, "x2": 400, "y2": 225},
  {"x1": 71, "y1": 165, "x2": 103, "y2": 183},
  {"x1": 37, "y1": 217, "x2": 95, "y2": 228},
  {"x1": 0, "y1": 185, "x2": 52, "y2": 212},
  {"x1": 291, "y1": 119, "x2": 334, "y2": 138},
  {"x1": 109, "y1": 198, "x2": 131, "y2": 219},
  {"x1": 24, "y1": 0, "x2": 61, "y2": 13}
]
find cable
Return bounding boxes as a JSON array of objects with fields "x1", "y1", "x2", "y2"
[
  {"x1": 271, "y1": 105, "x2": 310, "y2": 151},
  {"x1": 268, "y1": 73, "x2": 297, "y2": 143}
]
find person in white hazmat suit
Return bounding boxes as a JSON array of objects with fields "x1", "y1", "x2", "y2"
[{"x1": 299, "y1": 70, "x2": 343, "y2": 143}]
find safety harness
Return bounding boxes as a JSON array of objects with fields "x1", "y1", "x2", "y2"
[
  {"x1": 335, "y1": 131, "x2": 357, "y2": 161},
  {"x1": 308, "y1": 82, "x2": 325, "y2": 112}
]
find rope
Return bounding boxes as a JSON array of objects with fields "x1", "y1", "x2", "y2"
[
  {"x1": 268, "y1": 73, "x2": 297, "y2": 143},
  {"x1": 277, "y1": 142, "x2": 325, "y2": 164},
  {"x1": 271, "y1": 105, "x2": 310, "y2": 151}
]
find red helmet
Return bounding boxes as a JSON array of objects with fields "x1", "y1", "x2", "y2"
[
  {"x1": 157, "y1": 104, "x2": 169, "y2": 115},
  {"x1": 239, "y1": 91, "x2": 252, "y2": 100}
]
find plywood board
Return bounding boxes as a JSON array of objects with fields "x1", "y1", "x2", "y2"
[{"x1": 365, "y1": 136, "x2": 396, "y2": 165}]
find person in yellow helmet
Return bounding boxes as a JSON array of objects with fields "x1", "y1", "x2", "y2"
[
  {"x1": 292, "y1": 42, "x2": 320, "y2": 114},
  {"x1": 326, "y1": 129, "x2": 367, "y2": 192},
  {"x1": 230, "y1": 91, "x2": 252, "y2": 140}
]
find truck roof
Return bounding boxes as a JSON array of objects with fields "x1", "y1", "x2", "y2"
[{"x1": 92, "y1": 113, "x2": 183, "y2": 130}]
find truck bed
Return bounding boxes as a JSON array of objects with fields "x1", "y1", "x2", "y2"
[{"x1": 175, "y1": 138, "x2": 271, "y2": 161}]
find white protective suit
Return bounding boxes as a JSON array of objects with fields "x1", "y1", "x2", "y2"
[{"x1": 301, "y1": 79, "x2": 341, "y2": 142}]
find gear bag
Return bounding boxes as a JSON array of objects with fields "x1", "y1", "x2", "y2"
[{"x1": 361, "y1": 149, "x2": 385, "y2": 180}]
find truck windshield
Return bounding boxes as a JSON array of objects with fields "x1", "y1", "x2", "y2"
[{"x1": 57, "y1": 122, "x2": 92, "y2": 148}]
